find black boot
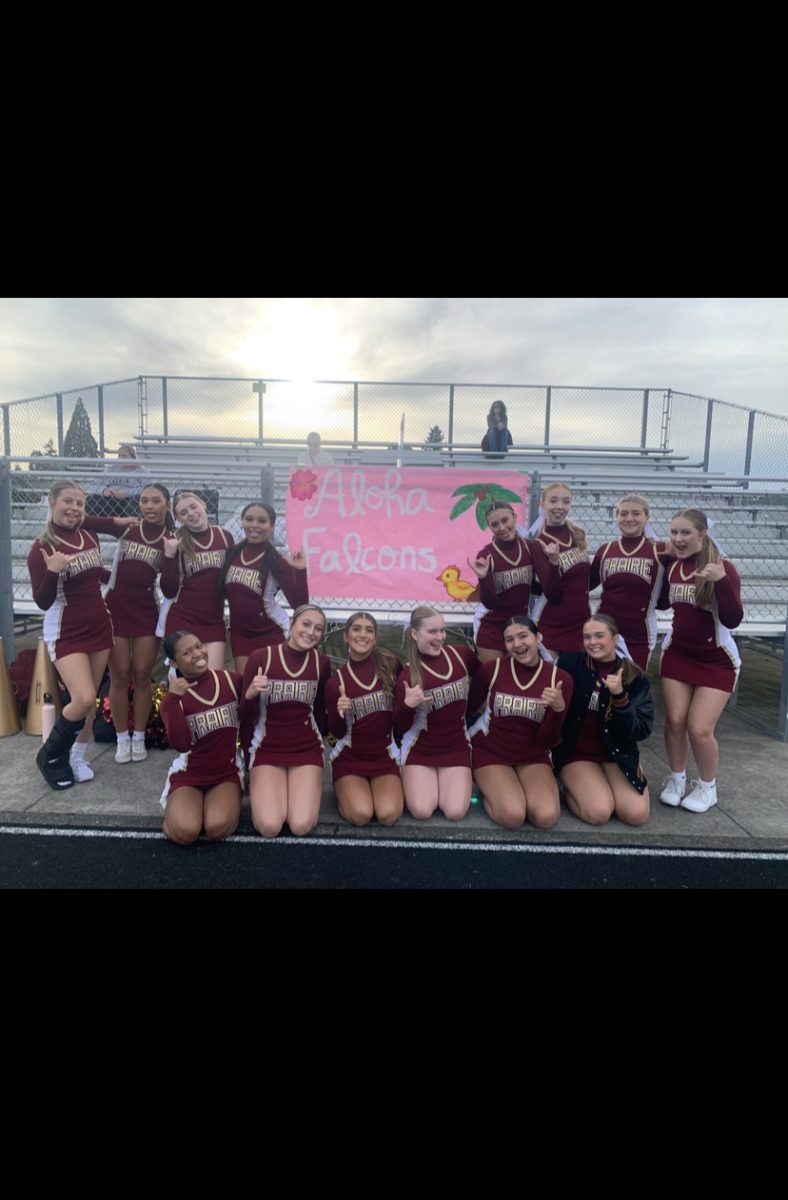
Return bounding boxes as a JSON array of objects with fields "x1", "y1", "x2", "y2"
[{"x1": 36, "y1": 714, "x2": 86, "y2": 790}]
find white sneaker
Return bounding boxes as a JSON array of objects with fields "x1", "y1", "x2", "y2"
[
  {"x1": 659, "y1": 775, "x2": 686, "y2": 806},
  {"x1": 70, "y1": 753, "x2": 95, "y2": 783},
  {"x1": 115, "y1": 737, "x2": 132, "y2": 764},
  {"x1": 681, "y1": 780, "x2": 718, "y2": 813},
  {"x1": 131, "y1": 739, "x2": 148, "y2": 762}
]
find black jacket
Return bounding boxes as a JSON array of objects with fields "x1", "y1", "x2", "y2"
[{"x1": 552, "y1": 652, "x2": 653, "y2": 793}]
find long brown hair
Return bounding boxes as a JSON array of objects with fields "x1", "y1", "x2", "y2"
[
  {"x1": 671, "y1": 508, "x2": 722, "y2": 609},
  {"x1": 403, "y1": 606, "x2": 443, "y2": 690},
  {"x1": 584, "y1": 613, "x2": 645, "y2": 686},
  {"x1": 541, "y1": 482, "x2": 587, "y2": 550},
  {"x1": 342, "y1": 611, "x2": 398, "y2": 695},
  {"x1": 38, "y1": 479, "x2": 86, "y2": 549}
]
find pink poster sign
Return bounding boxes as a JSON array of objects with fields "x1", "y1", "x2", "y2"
[{"x1": 285, "y1": 466, "x2": 529, "y2": 603}]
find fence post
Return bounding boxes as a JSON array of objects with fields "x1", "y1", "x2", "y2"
[
  {"x1": 743, "y1": 409, "x2": 756, "y2": 488},
  {"x1": 161, "y1": 376, "x2": 168, "y2": 440},
  {"x1": 528, "y1": 469, "x2": 541, "y2": 530},
  {"x1": 448, "y1": 384, "x2": 455, "y2": 447},
  {"x1": 640, "y1": 389, "x2": 649, "y2": 449},
  {"x1": 260, "y1": 465, "x2": 274, "y2": 507},
  {"x1": 779, "y1": 608, "x2": 788, "y2": 740},
  {"x1": 2, "y1": 405, "x2": 9, "y2": 457},
  {"x1": 56, "y1": 394, "x2": 64, "y2": 455},
  {"x1": 353, "y1": 383, "x2": 359, "y2": 449},
  {"x1": 703, "y1": 399, "x2": 714, "y2": 471},
  {"x1": 544, "y1": 388, "x2": 551, "y2": 446},
  {"x1": 0, "y1": 460, "x2": 14, "y2": 661},
  {"x1": 97, "y1": 385, "x2": 105, "y2": 455}
]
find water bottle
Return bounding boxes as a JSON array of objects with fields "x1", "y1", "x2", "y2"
[{"x1": 41, "y1": 693, "x2": 56, "y2": 742}]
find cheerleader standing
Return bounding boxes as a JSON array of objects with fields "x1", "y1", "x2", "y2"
[
  {"x1": 243, "y1": 604, "x2": 331, "y2": 838},
  {"x1": 589, "y1": 493, "x2": 666, "y2": 669},
  {"x1": 218, "y1": 501, "x2": 309, "y2": 674},
  {"x1": 468, "y1": 616, "x2": 572, "y2": 829},
  {"x1": 529, "y1": 483, "x2": 591, "y2": 656},
  {"x1": 27, "y1": 479, "x2": 134, "y2": 789},
  {"x1": 159, "y1": 630, "x2": 245, "y2": 844},
  {"x1": 160, "y1": 491, "x2": 234, "y2": 668},
  {"x1": 324, "y1": 612, "x2": 403, "y2": 827},
  {"x1": 658, "y1": 508, "x2": 743, "y2": 814},
  {"x1": 466, "y1": 500, "x2": 535, "y2": 661},
  {"x1": 554, "y1": 615, "x2": 653, "y2": 826},
  {"x1": 103, "y1": 483, "x2": 174, "y2": 764},
  {"x1": 393, "y1": 607, "x2": 480, "y2": 821}
]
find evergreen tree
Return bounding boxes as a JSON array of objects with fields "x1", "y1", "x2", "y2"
[
  {"x1": 63, "y1": 398, "x2": 99, "y2": 459},
  {"x1": 425, "y1": 425, "x2": 445, "y2": 451},
  {"x1": 30, "y1": 439, "x2": 58, "y2": 471}
]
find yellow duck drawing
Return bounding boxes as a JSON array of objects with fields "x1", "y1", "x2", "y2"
[{"x1": 436, "y1": 565, "x2": 478, "y2": 601}]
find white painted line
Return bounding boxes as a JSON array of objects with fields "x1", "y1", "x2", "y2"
[{"x1": 1, "y1": 825, "x2": 787, "y2": 861}]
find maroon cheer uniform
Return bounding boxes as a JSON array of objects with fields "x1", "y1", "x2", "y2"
[
  {"x1": 467, "y1": 656, "x2": 574, "y2": 769},
  {"x1": 28, "y1": 521, "x2": 114, "y2": 661},
  {"x1": 103, "y1": 521, "x2": 166, "y2": 637},
  {"x1": 243, "y1": 643, "x2": 331, "y2": 769},
  {"x1": 160, "y1": 527, "x2": 234, "y2": 644},
  {"x1": 589, "y1": 537, "x2": 666, "y2": 669},
  {"x1": 529, "y1": 526, "x2": 591, "y2": 653},
  {"x1": 159, "y1": 669, "x2": 245, "y2": 805},
  {"x1": 659, "y1": 557, "x2": 743, "y2": 692},
  {"x1": 393, "y1": 644, "x2": 480, "y2": 768},
  {"x1": 225, "y1": 546, "x2": 309, "y2": 658},
  {"x1": 474, "y1": 534, "x2": 535, "y2": 651},
  {"x1": 325, "y1": 655, "x2": 402, "y2": 782}
]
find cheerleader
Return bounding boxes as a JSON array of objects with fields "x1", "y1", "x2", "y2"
[
  {"x1": 160, "y1": 491, "x2": 234, "y2": 668},
  {"x1": 529, "y1": 483, "x2": 591, "y2": 657},
  {"x1": 159, "y1": 630, "x2": 244, "y2": 844},
  {"x1": 218, "y1": 501, "x2": 309, "y2": 674},
  {"x1": 103, "y1": 483, "x2": 174, "y2": 764},
  {"x1": 553, "y1": 614, "x2": 653, "y2": 826},
  {"x1": 243, "y1": 604, "x2": 331, "y2": 838},
  {"x1": 466, "y1": 500, "x2": 535, "y2": 661},
  {"x1": 468, "y1": 616, "x2": 572, "y2": 829},
  {"x1": 324, "y1": 612, "x2": 403, "y2": 827},
  {"x1": 393, "y1": 607, "x2": 480, "y2": 821},
  {"x1": 27, "y1": 479, "x2": 134, "y2": 789},
  {"x1": 658, "y1": 508, "x2": 743, "y2": 814},
  {"x1": 589, "y1": 493, "x2": 666, "y2": 669}
]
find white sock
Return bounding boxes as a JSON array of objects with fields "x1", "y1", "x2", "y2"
[
  {"x1": 117, "y1": 731, "x2": 131, "y2": 744},
  {"x1": 70, "y1": 742, "x2": 88, "y2": 761},
  {"x1": 671, "y1": 770, "x2": 686, "y2": 783},
  {"x1": 132, "y1": 731, "x2": 146, "y2": 743},
  {"x1": 699, "y1": 777, "x2": 716, "y2": 790}
]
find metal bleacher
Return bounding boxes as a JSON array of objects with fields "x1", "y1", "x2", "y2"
[{"x1": 8, "y1": 441, "x2": 788, "y2": 642}]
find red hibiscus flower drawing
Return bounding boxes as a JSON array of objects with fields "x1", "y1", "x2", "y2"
[{"x1": 289, "y1": 469, "x2": 318, "y2": 501}]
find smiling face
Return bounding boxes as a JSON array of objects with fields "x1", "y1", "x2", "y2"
[
  {"x1": 242, "y1": 504, "x2": 274, "y2": 544},
  {"x1": 412, "y1": 614, "x2": 447, "y2": 656},
  {"x1": 51, "y1": 485, "x2": 86, "y2": 527},
  {"x1": 583, "y1": 619, "x2": 619, "y2": 662},
  {"x1": 289, "y1": 608, "x2": 325, "y2": 651},
  {"x1": 139, "y1": 486, "x2": 169, "y2": 526},
  {"x1": 670, "y1": 515, "x2": 705, "y2": 558},
  {"x1": 173, "y1": 634, "x2": 209, "y2": 678},
  {"x1": 617, "y1": 501, "x2": 648, "y2": 538},
  {"x1": 503, "y1": 621, "x2": 541, "y2": 666},
  {"x1": 345, "y1": 616, "x2": 377, "y2": 661},
  {"x1": 175, "y1": 495, "x2": 209, "y2": 532},
  {"x1": 542, "y1": 486, "x2": 572, "y2": 526},
  {"x1": 486, "y1": 505, "x2": 517, "y2": 542}
]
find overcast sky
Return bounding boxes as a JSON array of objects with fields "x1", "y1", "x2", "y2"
[{"x1": 2, "y1": 296, "x2": 787, "y2": 416}]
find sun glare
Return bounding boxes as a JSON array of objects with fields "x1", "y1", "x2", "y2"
[{"x1": 231, "y1": 299, "x2": 357, "y2": 381}]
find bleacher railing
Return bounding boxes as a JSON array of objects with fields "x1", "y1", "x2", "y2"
[{"x1": 3, "y1": 376, "x2": 788, "y2": 484}]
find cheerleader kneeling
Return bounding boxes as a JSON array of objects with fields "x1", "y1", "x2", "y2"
[{"x1": 159, "y1": 630, "x2": 245, "y2": 845}]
